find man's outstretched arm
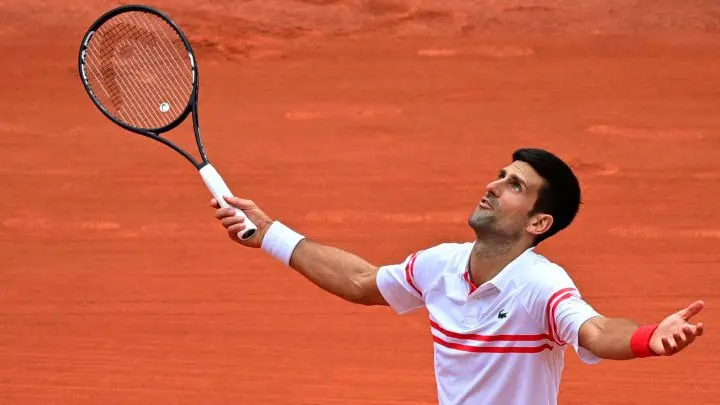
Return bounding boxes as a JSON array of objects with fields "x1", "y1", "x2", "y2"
[
  {"x1": 579, "y1": 300, "x2": 705, "y2": 360},
  {"x1": 289, "y1": 240, "x2": 388, "y2": 306},
  {"x1": 212, "y1": 196, "x2": 388, "y2": 306}
]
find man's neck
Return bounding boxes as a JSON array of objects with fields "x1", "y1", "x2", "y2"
[{"x1": 468, "y1": 238, "x2": 531, "y2": 287}]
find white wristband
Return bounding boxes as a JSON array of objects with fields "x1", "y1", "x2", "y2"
[{"x1": 261, "y1": 221, "x2": 306, "y2": 266}]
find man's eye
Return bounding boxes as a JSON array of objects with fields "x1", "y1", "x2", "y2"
[{"x1": 511, "y1": 182, "x2": 522, "y2": 192}]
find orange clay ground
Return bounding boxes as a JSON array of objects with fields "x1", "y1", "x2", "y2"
[{"x1": 1, "y1": 1, "x2": 718, "y2": 403}]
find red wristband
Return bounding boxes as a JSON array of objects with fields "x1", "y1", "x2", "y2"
[{"x1": 630, "y1": 324, "x2": 659, "y2": 358}]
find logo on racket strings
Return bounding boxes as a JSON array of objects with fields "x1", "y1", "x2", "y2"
[{"x1": 159, "y1": 102, "x2": 170, "y2": 113}]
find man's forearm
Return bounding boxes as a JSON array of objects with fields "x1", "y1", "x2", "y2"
[
  {"x1": 580, "y1": 317, "x2": 639, "y2": 360},
  {"x1": 287, "y1": 239, "x2": 386, "y2": 306}
]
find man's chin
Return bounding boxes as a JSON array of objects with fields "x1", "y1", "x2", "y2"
[{"x1": 468, "y1": 215, "x2": 493, "y2": 232}]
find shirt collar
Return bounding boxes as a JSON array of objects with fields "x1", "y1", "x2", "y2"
[{"x1": 464, "y1": 245, "x2": 536, "y2": 294}]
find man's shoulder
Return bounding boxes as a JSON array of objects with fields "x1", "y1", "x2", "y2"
[
  {"x1": 423, "y1": 241, "x2": 473, "y2": 255},
  {"x1": 414, "y1": 242, "x2": 472, "y2": 272},
  {"x1": 522, "y1": 250, "x2": 577, "y2": 291}
]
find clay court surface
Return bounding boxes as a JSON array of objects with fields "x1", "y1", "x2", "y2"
[{"x1": 2, "y1": 0, "x2": 719, "y2": 403}]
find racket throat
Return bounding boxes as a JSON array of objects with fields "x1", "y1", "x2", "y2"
[{"x1": 192, "y1": 103, "x2": 209, "y2": 164}]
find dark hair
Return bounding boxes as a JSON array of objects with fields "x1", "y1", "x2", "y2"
[{"x1": 512, "y1": 148, "x2": 581, "y2": 245}]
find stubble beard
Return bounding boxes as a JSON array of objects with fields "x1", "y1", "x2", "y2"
[{"x1": 468, "y1": 210, "x2": 523, "y2": 245}]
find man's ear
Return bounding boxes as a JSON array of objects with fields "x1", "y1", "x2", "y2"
[{"x1": 527, "y1": 213, "x2": 553, "y2": 237}]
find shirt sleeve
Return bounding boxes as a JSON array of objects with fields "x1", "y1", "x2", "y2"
[
  {"x1": 550, "y1": 289, "x2": 602, "y2": 364},
  {"x1": 524, "y1": 264, "x2": 603, "y2": 364},
  {"x1": 375, "y1": 244, "x2": 449, "y2": 314}
]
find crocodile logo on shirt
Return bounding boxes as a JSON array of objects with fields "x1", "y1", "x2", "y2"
[{"x1": 498, "y1": 309, "x2": 508, "y2": 319}]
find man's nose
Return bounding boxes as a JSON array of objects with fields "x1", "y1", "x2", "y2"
[{"x1": 485, "y1": 179, "x2": 501, "y2": 197}]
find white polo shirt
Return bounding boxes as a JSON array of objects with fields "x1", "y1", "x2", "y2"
[{"x1": 376, "y1": 242, "x2": 602, "y2": 405}]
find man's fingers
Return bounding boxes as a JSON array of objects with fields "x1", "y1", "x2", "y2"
[
  {"x1": 215, "y1": 207, "x2": 236, "y2": 219},
  {"x1": 677, "y1": 330, "x2": 692, "y2": 351},
  {"x1": 678, "y1": 300, "x2": 704, "y2": 321},
  {"x1": 697, "y1": 323, "x2": 704, "y2": 336},
  {"x1": 674, "y1": 331, "x2": 687, "y2": 348},
  {"x1": 224, "y1": 195, "x2": 256, "y2": 209},
  {"x1": 227, "y1": 223, "x2": 247, "y2": 234},
  {"x1": 212, "y1": 196, "x2": 254, "y2": 209},
  {"x1": 662, "y1": 337, "x2": 675, "y2": 355},
  {"x1": 683, "y1": 327, "x2": 697, "y2": 346},
  {"x1": 221, "y1": 215, "x2": 246, "y2": 228}
]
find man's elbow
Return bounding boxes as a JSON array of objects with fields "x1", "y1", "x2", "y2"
[
  {"x1": 349, "y1": 268, "x2": 388, "y2": 307},
  {"x1": 351, "y1": 292, "x2": 388, "y2": 307},
  {"x1": 578, "y1": 316, "x2": 605, "y2": 354}
]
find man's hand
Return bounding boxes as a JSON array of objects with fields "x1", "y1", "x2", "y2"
[
  {"x1": 211, "y1": 196, "x2": 274, "y2": 248},
  {"x1": 650, "y1": 300, "x2": 705, "y2": 356}
]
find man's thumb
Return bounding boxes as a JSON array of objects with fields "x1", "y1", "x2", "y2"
[{"x1": 678, "y1": 300, "x2": 704, "y2": 321}]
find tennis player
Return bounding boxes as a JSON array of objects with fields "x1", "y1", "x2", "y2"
[{"x1": 211, "y1": 148, "x2": 704, "y2": 405}]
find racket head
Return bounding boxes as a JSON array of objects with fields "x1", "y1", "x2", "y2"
[{"x1": 78, "y1": 5, "x2": 198, "y2": 135}]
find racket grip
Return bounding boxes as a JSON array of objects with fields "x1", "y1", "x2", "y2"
[{"x1": 199, "y1": 164, "x2": 258, "y2": 241}]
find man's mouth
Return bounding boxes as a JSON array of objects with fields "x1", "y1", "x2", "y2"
[{"x1": 479, "y1": 197, "x2": 493, "y2": 210}]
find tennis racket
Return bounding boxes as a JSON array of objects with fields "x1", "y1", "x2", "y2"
[{"x1": 77, "y1": 4, "x2": 257, "y2": 240}]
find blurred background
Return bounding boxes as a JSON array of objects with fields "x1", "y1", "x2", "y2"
[{"x1": 1, "y1": 1, "x2": 719, "y2": 404}]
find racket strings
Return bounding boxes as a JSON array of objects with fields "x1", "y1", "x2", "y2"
[{"x1": 83, "y1": 11, "x2": 194, "y2": 130}]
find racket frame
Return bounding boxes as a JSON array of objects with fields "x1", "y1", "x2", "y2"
[
  {"x1": 78, "y1": 4, "x2": 208, "y2": 169},
  {"x1": 77, "y1": 5, "x2": 258, "y2": 240}
]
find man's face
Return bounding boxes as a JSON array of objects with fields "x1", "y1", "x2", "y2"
[{"x1": 468, "y1": 161, "x2": 550, "y2": 241}]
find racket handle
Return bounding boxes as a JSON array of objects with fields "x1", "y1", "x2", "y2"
[{"x1": 199, "y1": 164, "x2": 258, "y2": 241}]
